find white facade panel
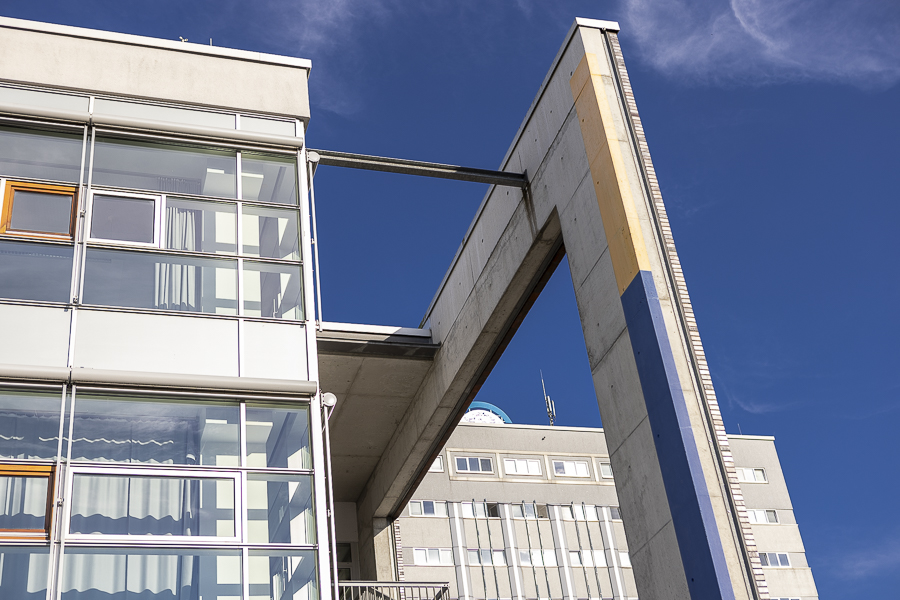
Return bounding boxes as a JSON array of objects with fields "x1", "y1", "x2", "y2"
[
  {"x1": 0, "y1": 303, "x2": 70, "y2": 367},
  {"x1": 73, "y1": 309, "x2": 239, "y2": 376},
  {"x1": 241, "y1": 320, "x2": 308, "y2": 380}
]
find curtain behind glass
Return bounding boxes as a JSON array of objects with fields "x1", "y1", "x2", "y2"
[
  {"x1": 0, "y1": 389, "x2": 61, "y2": 460},
  {"x1": 0, "y1": 548, "x2": 50, "y2": 600}
]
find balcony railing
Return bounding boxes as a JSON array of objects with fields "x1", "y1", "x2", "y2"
[{"x1": 339, "y1": 581, "x2": 451, "y2": 600}]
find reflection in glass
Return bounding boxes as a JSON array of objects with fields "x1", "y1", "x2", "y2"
[
  {"x1": 242, "y1": 206, "x2": 300, "y2": 260},
  {"x1": 90, "y1": 195, "x2": 155, "y2": 243},
  {"x1": 0, "y1": 475, "x2": 48, "y2": 532},
  {"x1": 249, "y1": 550, "x2": 317, "y2": 600},
  {"x1": 61, "y1": 548, "x2": 242, "y2": 600},
  {"x1": 93, "y1": 98, "x2": 236, "y2": 130},
  {"x1": 243, "y1": 261, "x2": 303, "y2": 320},
  {"x1": 165, "y1": 198, "x2": 236, "y2": 254},
  {"x1": 0, "y1": 125, "x2": 83, "y2": 182},
  {"x1": 9, "y1": 190, "x2": 74, "y2": 235},
  {"x1": 246, "y1": 405, "x2": 311, "y2": 469},
  {"x1": 83, "y1": 248, "x2": 237, "y2": 314},
  {"x1": 240, "y1": 116, "x2": 295, "y2": 137},
  {"x1": 247, "y1": 474, "x2": 315, "y2": 544},
  {"x1": 0, "y1": 547, "x2": 50, "y2": 600},
  {"x1": 71, "y1": 396, "x2": 239, "y2": 466},
  {"x1": 241, "y1": 152, "x2": 297, "y2": 204},
  {"x1": 0, "y1": 240, "x2": 73, "y2": 302},
  {"x1": 92, "y1": 137, "x2": 237, "y2": 197},
  {"x1": 70, "y1": 474, "x2": 234, "y2": 537},
  {"x1": 0, "y1": 389, "x2": 62, "y2": 460}
]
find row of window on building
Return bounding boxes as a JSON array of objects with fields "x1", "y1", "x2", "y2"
[
  {"x1": 411, "y1": 547, "x2": 633, "y2": 569},
  {"x1": 0, "y1": 120, "x2": 305, "y2": 320},
  {"x1": 0, "y1": 386, "x2": 319, "y2": 600},
  {"x1": 432, "y1": 455, "x2": 771, "y2": 485}
]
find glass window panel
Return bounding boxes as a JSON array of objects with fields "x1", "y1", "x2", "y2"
[
  {"x1": 618, "y1": 552, "x2": 631, "y2": 568},
  {"x1": 518, "y1": 550, "x2": 531, "y2": 566},
  {"x1": 511, "y1": 504, "x2": 524, "y2": 518},
  {"x1": 527, "y1": 459, "x2": 541, "y2": 475},
  {"x1": 575, "y1": 461, "x2": 589, "y2": 476},
  {"x1": 0, "y1": 546, "x2": 50, "y2": 599},
  {"x1": 242, "y1": 205, "x2": 300, "y2": 260},
  {"x1": 335, "y1": 543, "x2": 352, "y2": 563},
  {"x1": 493, "y1": 550, "x2": 506, "y2": 565},
  {"x1": 0, "y1": 125, "x2": 83, "y2": 182},
  {"x1": 90, "y1": 194, "x2": 155, "y2": 243},
  {"x1": 461, "y1": 503, "x2": 474, "y2": 518},
  {"x1": 766, "y1": 510, "x2": 779, "y2": 523},
  {"x1": 61, "y1": 547, "x2": 241, "y2": 600},
  {"x1": 9, "y1": 189, "x2": 74, "y2": 235},
  {"x1": 69, "y1": 474, "x2": 234, "y2": 537},
  {"x1": 247, "y1": 473, "x2": 315, "y2": 544},
  {"x1": 71, "y1": 395, "x2": 239, "y2": 466},
  {"x1": 0, "y1": 240, "x2": 73, "y2": 302},
  {"x1": 599, "y1": 462, "x2": 613, "y2": 478},
  {"x1": 241, "y1": 152, "x2": 297, "y2": 204},
  {"x1": 240, "y1": 116, "x2": 296, "y2": 137},
  {"x1": 165, "y1": 198, "x2": 236, "y2": 254},
  {"x1": 92, "y1": 137, "x2": 237, "y2": 197},
  {"x1": 423, "y1": 501, "x2": 435, "y2": 515},
  {"x1": 427, "y1": 549, "x2": 440, "y2": 564},
  {"x1": 83, "y1": 248, "x2": 238, "y2": 315},
  {"x1": 439, "y1": 549, "x2": 452, "y2": 565},
  {"x1": 0, "y1": 475, "x2": 48, "y2": 533},
  {"x1": 245, "y1": 405, "x2": 311, "y2": 469},
  {"x1": 610, "y1": 506, "x2": 621, "y2": 520},
  {"x1": 456, "y1": 458, "x2": 467, "y2": 472},
  {"x1": 243, "y1": 261, "x2": 303, "y2": 320},
  {"x1": 408, "y1": 501, "x2": 422, "y2": 516},
  {"x1": 0, "y1": 389, "x2": 62, "y2": 460},
  {"x1": 413, "y1": 549, "x2": 426, "y2": 565},
  {"x1": 93, "y1": 98, "x2": 236, "y2": 130},
  {"x1": 249, "y1": 549, "x2": 317, "y2": 600},
  {"x1": 479, "y1": 458, "x2": 492, "y2": 472},
  {"x1": 569, "y1": 551, "x2": 581, "y2": 566}
]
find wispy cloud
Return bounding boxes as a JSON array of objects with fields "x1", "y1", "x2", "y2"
[
  {"x1": 621, "y1": 0, "x2": 900, "y2": 88},
  {"x1": 835, "y1": 535, "x2": 900, "y2": 579}
]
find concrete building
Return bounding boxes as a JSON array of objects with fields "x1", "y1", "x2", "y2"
[
  {"x1": 391, "y1": 406, "x2": 818, "y2": 600},
  {"x1": 0, "y1": 13, "x2": 815, "y2": 600}
]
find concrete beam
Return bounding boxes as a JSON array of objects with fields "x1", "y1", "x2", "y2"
[{"x1": 354, "y1": 19, "x2": 765, "y2": 600}]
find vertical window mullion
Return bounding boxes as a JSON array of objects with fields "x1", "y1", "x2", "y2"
[{"x1": 77, "y1": 129, "x2": 96, "y2": 304}]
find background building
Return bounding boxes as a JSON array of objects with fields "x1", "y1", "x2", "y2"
[{"x1": 389, "y1": 405, "x2": 818, "y2": 600}]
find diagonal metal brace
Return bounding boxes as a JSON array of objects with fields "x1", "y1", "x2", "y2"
[{"x1": 308, "y1": 148, "x2": 528, "y2": 189}]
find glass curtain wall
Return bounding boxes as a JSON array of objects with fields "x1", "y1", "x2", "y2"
[
  {"x1": 0, "y1": 117, "x2": 305, "y2": 322},
  {"x1": 0, "y1": 386, "x2": 318, "y2": 600}
]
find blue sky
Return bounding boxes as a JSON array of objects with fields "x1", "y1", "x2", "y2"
[{"x1": 4, "y1": 0, "x2": 898, "y2": 596}]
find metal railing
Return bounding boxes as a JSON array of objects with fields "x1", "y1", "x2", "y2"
[{"x1": 339, "y1": 581, "x2": 450, "y2": 600}]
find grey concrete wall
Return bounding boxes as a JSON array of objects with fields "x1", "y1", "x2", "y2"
[
  {"x1": 352, "y1": 19, "x2": 757, "y2": 599},
  {"x1": 0, "y1": 16, "x2": 310, "y2": 119}
]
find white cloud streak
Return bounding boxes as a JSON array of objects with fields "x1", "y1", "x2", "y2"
[{"x1": 621, "y1": 0, "x2": 900, "y2": 88}]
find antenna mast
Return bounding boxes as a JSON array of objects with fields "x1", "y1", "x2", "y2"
[{"x1": 541, "y1": 371, "x2": 556, "y2": 426}]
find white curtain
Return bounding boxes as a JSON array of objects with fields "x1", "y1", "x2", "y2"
[
  {"x1": 62, "y1": 553, "x2": 201, "y2": 599},
  {"x1": 0, "y1": 476, "x2": 47, "y2": 530},
  {"x1": 156, "y1": 205, "x2": 199, "y2": 311}
]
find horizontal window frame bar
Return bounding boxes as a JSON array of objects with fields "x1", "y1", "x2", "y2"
[
  {"x1": 311, "y1": 148, "x2": 527, "y2": 188},
  {"x1": 84, "y1": 242, "x2": 302, "y2": 266},
  {"x1": 60, "y1": 542, "x2": 318, "y2": 552},
  {"x1": 94, "y1": 126, "x2": 300, "y2": 155},
  {"x1": 0, "y1": 113, "x2": 87, "y2": 132},
  {"x1": 88, "y1": 183, "x2": 302, "y2": 211}
]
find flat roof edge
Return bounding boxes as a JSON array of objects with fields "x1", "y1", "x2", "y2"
[
  {"x1": 320, "y1": 321, "x2": 433, "y2": 338},
  {"x1": 458, "y1": 421, "x2": 604, "y2": 434},
  {"x1": 0, "y1": 15, "x2": 312, "y2": 70},
  {"x1": 726, "y1": 434, "x2": 776, "y2": 441}
]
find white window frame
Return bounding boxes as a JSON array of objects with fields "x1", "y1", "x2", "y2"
[
  {"x1": 552, "y1": 459, "x2": 591, "y2": 478},
  {"x1": 64, "y1": 465, "x2": 243, "y2": 545},
  {"x1": 518, "y1": 549, "x2": 557, "y2": 567},
  {"x1": 747, "y1": 509, "x2": 778, "y2": 524},
  {"x1": 736, "y1": 467, "x2": 768, "y2": 483},
  {"x1": 467, "y1": 548, "x2": 506, "y2": 566},
  {"x1": 428, "y1": 455, "x2": 444, "y2": 473},
  {"x1": 455, "y1": 456, "x2": 493, "y2": 474},
  {"x1": 759, "y1": 552, "x2": 791, "y2": 567},
  {"x1": 599, "y1": 461, "x2": 613, "y2": 479},
  {"x1": 569, "y1": 550, "x2": 606, "y2": 567},
  {"x1": 408, "y1": 500, "x2": 448, "y2": 518},
  {"x1": 412, "y1": 547, "x2": 453, "y2": 566},
  {"x1": 86, "y1": 189, "x2": 163, "y2": 248},
  {"x1": 503, "y1": 458, "x2": 542, "y2": 476}
]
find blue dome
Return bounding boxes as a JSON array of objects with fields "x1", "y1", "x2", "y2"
[{"x1": 465, "y1": 401, "x2": 512, "y2": 424}]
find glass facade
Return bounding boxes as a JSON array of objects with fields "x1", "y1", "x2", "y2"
[
  {"x1": 0, "y1": 117, "x2": 304, "y2": 321},
  {"x1": 0, "y1": 387, "x2": 318, "y2": 600}
]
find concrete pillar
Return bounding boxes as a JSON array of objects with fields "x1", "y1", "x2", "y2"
[
  {"x1": 499, "y1": 504, "x2": 524, "y2": 600},
  {"x1": 449, "y1": 502, "x2": 472, "y2": 600},
  {"x1": 549, "y1": 505, "x2": 576, "y2": 600},
  {"x1": 357, "y1": 516, "x2": 396, "y2": 581}
]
